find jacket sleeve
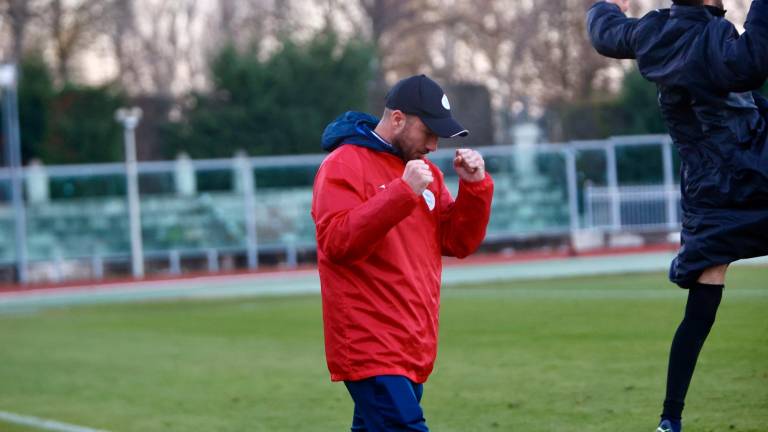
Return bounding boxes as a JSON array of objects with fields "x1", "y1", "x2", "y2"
[
  {"x1": 586, "y1": 1, "x2": 640, "y2": 59},
  {"x1": 704, "y1": 0, "x2": 768, "y2": 92},
  {"x1": 439, "y1": 174, "x2": 494, "y2": 258},
  {"x1": 311, "y1": 159, "x2": 420, "y2": 264}
]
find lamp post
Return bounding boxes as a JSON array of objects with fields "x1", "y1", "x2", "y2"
[
  {"x1": 115, "y1": 107, "x2": 144, "y2": 278},
  {"x1": 0, "y1": 63, "x2": 28, "y2": 284}
]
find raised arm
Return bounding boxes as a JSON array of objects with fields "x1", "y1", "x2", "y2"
[
  {"x1": 587, "y1": 0, "x2": 640, "y2": 59},
  {"x1": 439, "y1": 149, "x2": 494, "y2": 258},
  {"x1": 703, "y1": 0, "x2": 768, "y2": 92}
]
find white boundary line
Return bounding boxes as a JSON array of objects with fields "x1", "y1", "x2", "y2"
[{"x1": 0, "y1": 411, "x2": 109, "y2": 432}]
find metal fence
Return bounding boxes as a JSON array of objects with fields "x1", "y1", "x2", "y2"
[
  {"x1": 0, "y1": 134, "x2": 682, "y2": 283},
  {"x1": 584, "y1": 185, "x2": 681, "y2": 231}
]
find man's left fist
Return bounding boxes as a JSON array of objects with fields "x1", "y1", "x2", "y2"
[{"x1": 453, "y1": 148, "x2": 486, "y2": 182}]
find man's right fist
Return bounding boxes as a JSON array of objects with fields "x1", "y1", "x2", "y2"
[
  {"x1": 402, "y1": 160, "x2": 434, "y2": 195},
  {"x1": 606, "y1": 0, "x2": 629, "y2": 13}
]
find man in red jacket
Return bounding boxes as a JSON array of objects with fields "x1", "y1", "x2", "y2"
[{"x1": 312, "y1": 74, "x2": 494, "y2": 431}]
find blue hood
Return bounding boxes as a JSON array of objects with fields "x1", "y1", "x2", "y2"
[{"x1": 321, "y1": 111, "x2": 400, "y2": 156}]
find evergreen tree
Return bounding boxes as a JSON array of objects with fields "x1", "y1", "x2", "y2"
[
  {"x1": 45, "y1": 84, "x2": 126, "y2": 164},
  {"x1": 544, "y1": 68, "x2": 667, "y2": 142},
  {"x1": 3, "y1": 56, "x2": 126, "y2": 165},
  {"x1": 17, "y1": 55, "x2": 55, "y2": 163},
  {"x1": 616, "y1": 68, "x2": 667, "y2": 135},
  {"x1": 163, "y1": 30, "x2": 372, "y2": 158}
]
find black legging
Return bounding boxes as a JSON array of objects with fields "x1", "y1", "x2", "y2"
[{"x1": 662, "y1": 283, "x2": 724, "y2": 421}]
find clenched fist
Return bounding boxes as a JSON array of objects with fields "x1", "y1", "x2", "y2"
[
  {"x1": 402, "y1": 160, "x2": 434, "y2": 195},
  {"x1": 454, "y1": 149, "x2": 486, "y2": 182}
]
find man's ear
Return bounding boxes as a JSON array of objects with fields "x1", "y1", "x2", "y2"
[{"x1": 390, "y1": 110, "x2": 407, "y2": 133}]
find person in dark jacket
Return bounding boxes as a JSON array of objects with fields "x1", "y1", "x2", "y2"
[{"x1": 587, "y1": 1, "x2": 768, "y2": 431}]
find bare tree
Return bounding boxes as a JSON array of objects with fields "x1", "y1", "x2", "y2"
[
  {"x1": 107, "y1": 0, "x2": 138, "y2": 88},
  {"x1": 96, "y1": 0, "x2": 297, "y2": 96},
  {"x1": 213, "y1": 0, "x2": 281, "y2": 54},
  {"x1": 47, "y1": 0, "x2": 113, "y2": 83},
  {"x1": 0, "y1": 0, "x2": 40, "y2": 62},
  {"x1": 218, "y1": 0, "x2": 236, "y2": 41},
  {"x1": 116, "y1": 0, "x2": 204, "y2": 96},
  {"x1": 348, "y1": 0, "x2": 438, "y2": 102}
]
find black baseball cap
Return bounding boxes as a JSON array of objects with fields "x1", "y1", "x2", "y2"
[{"x1": 385, "y1": 74, "x2": 469, "y2": 138}]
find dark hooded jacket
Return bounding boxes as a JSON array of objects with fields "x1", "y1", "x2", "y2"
[
  {"x1": 321, "y1": 111, "x2": 400, "y2": 156},
  {"x1": 587, "y1": 1, "x2": 768, "y2": 287}
]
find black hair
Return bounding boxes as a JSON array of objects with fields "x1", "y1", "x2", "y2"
[{"x1": 672, "y1": 0, "x2": 704, "y2": 5}]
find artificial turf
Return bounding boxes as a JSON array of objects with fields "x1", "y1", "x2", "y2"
[{"x1": 0, "y1": 267, "x2": 765, "y2": 431}]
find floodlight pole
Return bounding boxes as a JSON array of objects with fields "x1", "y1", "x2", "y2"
[
  {"x1": 0, "y1": 63, "x2": 29, "y2": 284},
  {"x1": 115, "y1": 107, "x2": 144, "y2": 279}
]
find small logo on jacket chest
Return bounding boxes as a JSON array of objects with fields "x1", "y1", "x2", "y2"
[{"x1": 422, "y1": 189, "x2": 436, "y2": 211}]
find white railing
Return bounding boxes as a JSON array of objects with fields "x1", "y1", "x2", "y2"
[
  {"x1": 0, "y1": 134, "x2": 686, "y2": 282},
  {"x1": 584, "y1": 184, "x2": 681, "y2": 231}
]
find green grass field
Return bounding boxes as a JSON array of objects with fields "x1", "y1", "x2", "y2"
[{"x1": 0, "y1": 268, "x2": 766, "y2": 432}]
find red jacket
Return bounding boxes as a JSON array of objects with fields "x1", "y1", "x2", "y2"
[{"x1": 311, "y1": 144, "x2": 494, "y2": 383}]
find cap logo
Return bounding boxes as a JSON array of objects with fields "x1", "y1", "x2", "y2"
[{"x1": 441, "y1": 94, "x2": 451, "y2": 110}]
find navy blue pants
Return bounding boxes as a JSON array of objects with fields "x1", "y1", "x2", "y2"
[{"x1": 344, "y1": 375, "x2": 429, "y2": 432}]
